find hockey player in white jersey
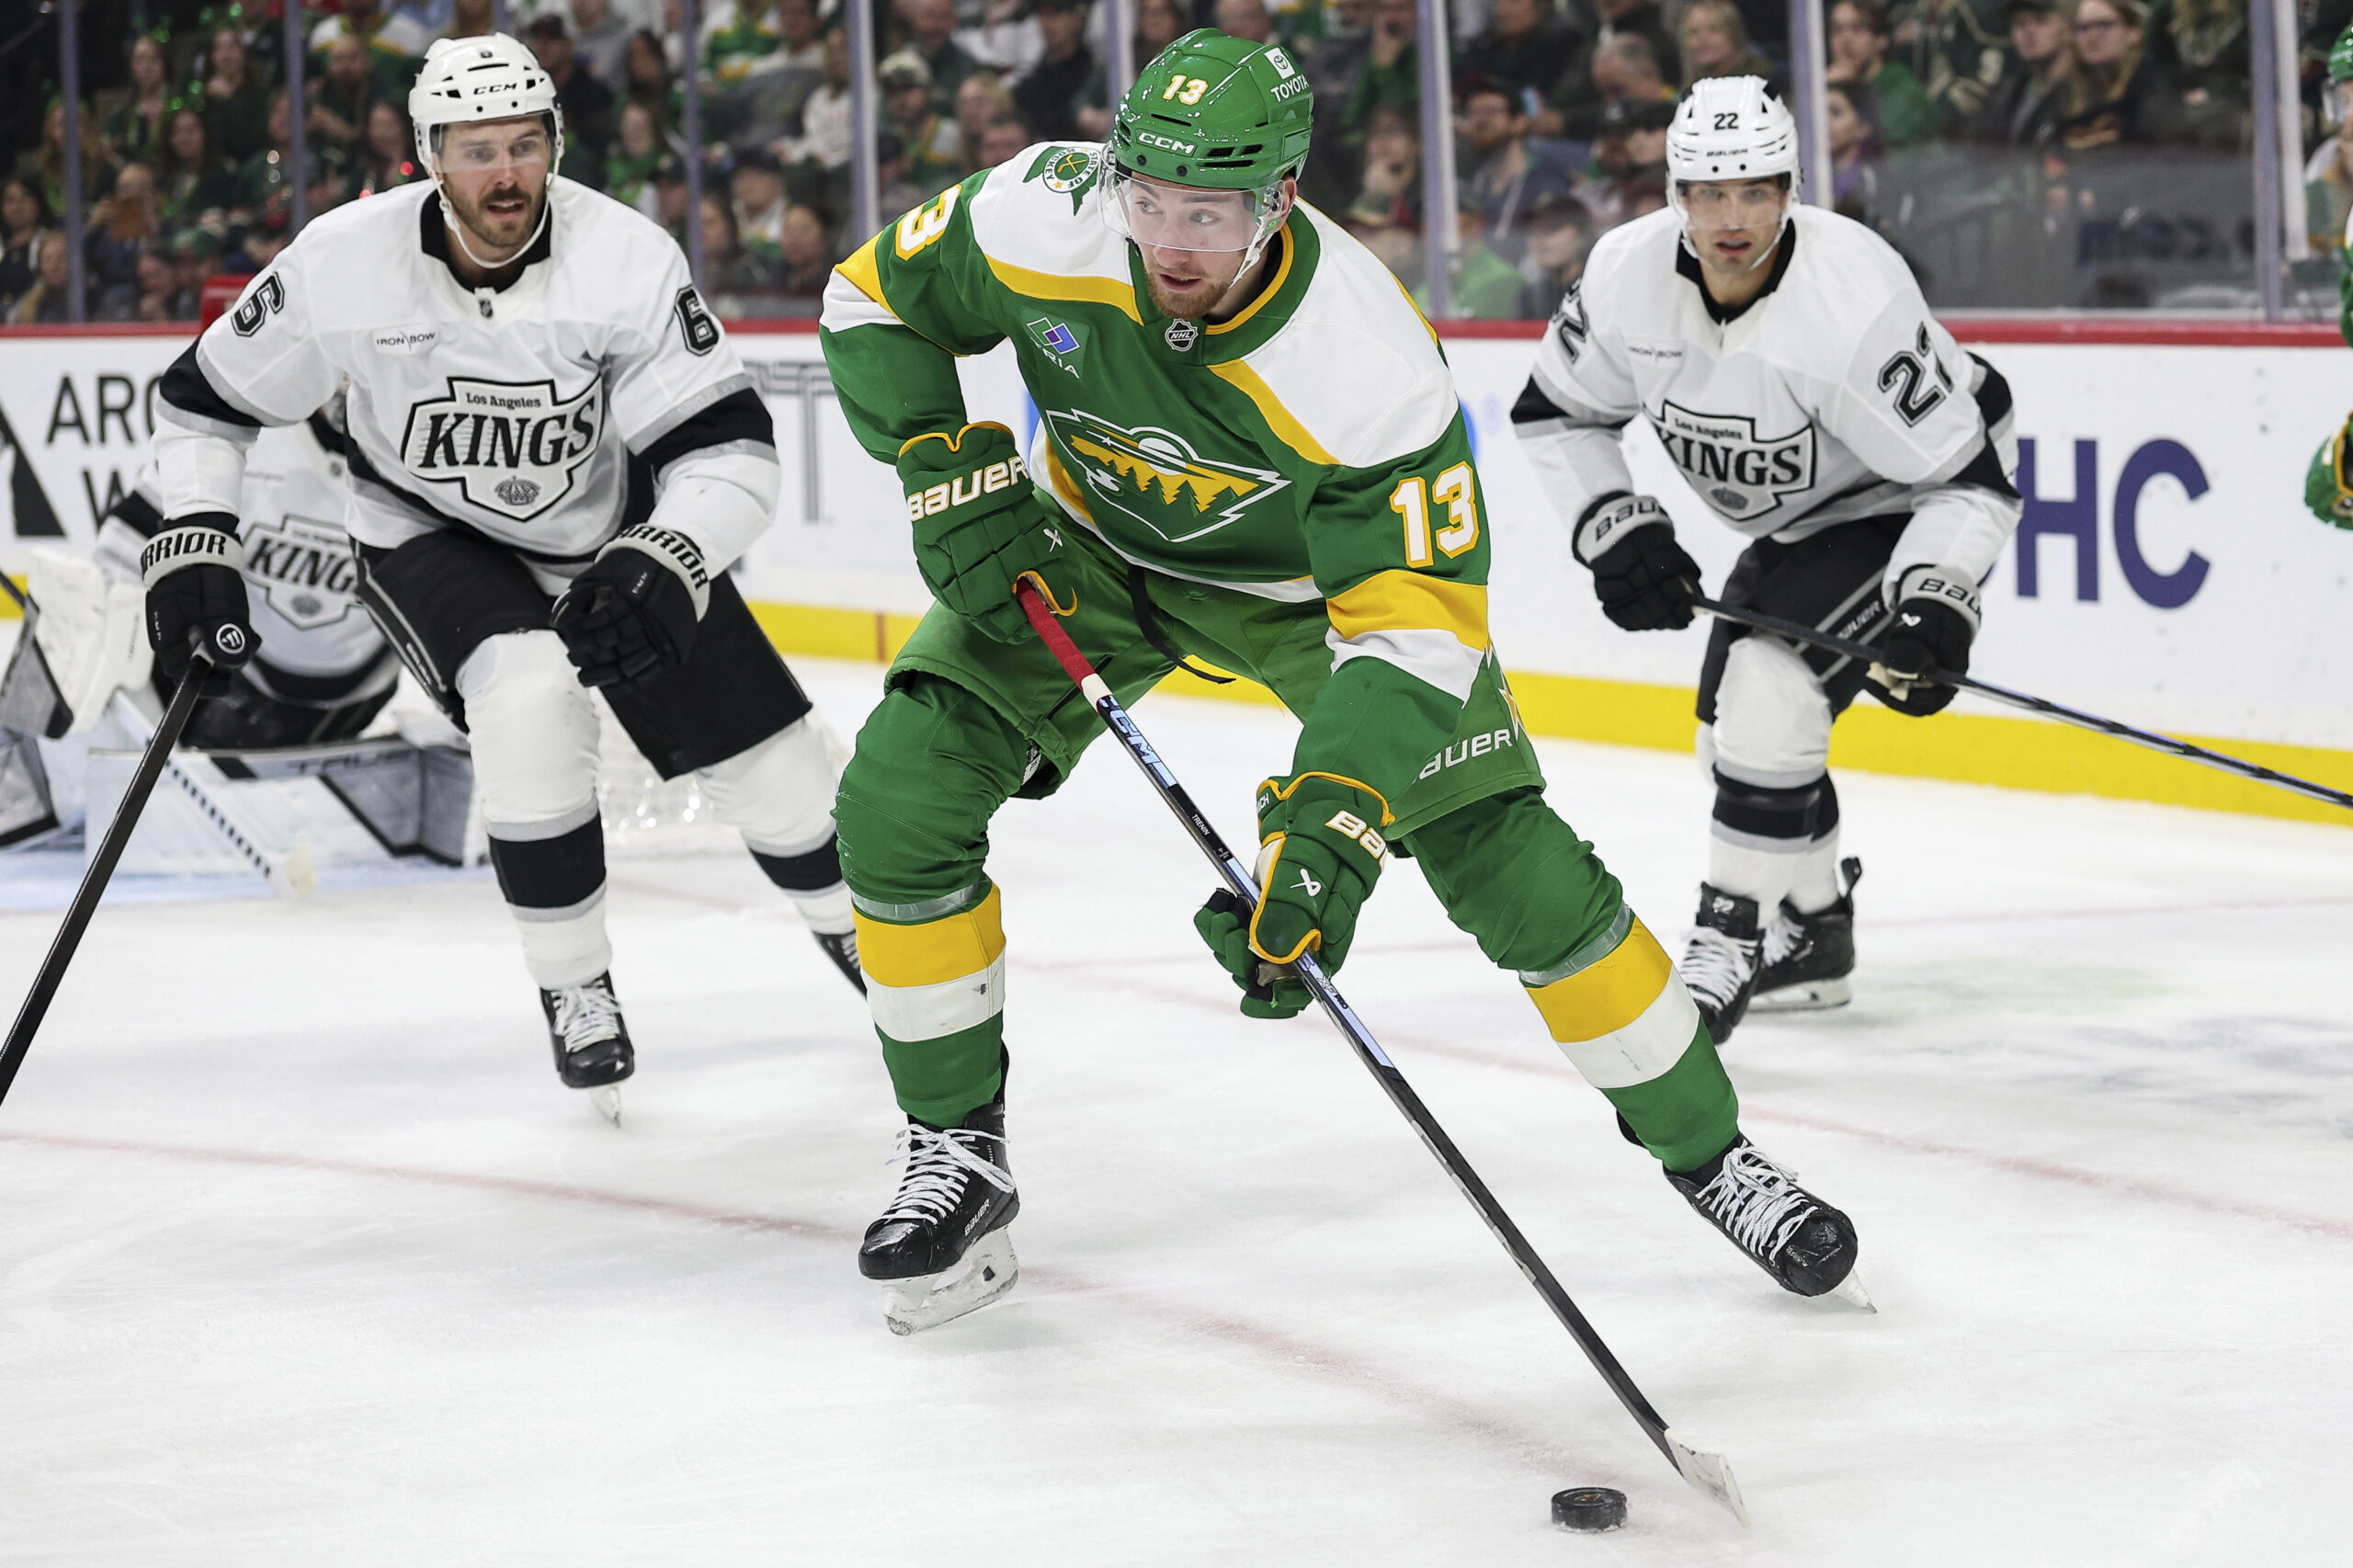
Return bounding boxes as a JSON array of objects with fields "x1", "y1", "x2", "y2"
[
  {"x1": 1514, "y1": 78, "x2": 2020, "y2": 1044},
  {"x1": 137, "y1": 33, "x2": 863, "y2": 1117}
]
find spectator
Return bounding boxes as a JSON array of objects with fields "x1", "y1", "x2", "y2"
[
  {"x1": 1824, "y1": 79, "x2": 1883, "y2": 211},
  {"x1": 200, "y1": 28, "x2": 274, "y2": 164},
  {"x1": 978, "y1": 113, "x2": 1036, "y2": 165},
  {"x1": 699, "y1": 190, "x2": 779, "y2": 314},
  {"x1": 2162, "y1": 0, "x2": 2252, "y2": 143},
  {"x1": 529, "y1": 16, "x2": 620, "y2": 171},
  {"x1": 1344, "y1": 0, "x2": 1423, "y2": 134},
  {"x1": 350, "y1": 101, "x2": 426, "y2": 198},
  {"x1": 1457, "y1": 0, "x2": 1583, "y2": 114},
  {"x1": 435, "y1": 0, "x2": 498, "y2": 46},
  {"x1": 0, "y1": 178, "x2": 48, "y2": 315},
  {"x1": 1014, "y1": 0, "x2": 1098, "y2": 144},
  {"x1": 6, "y1": 231, "x2": 73, "y2": 324},
  {"x1": 784, "y1": 24, "x2": 854, "y2": 170},
  {"x1": 1970, "y1": 0, "x2": 2074, "y2": 143},
  {"x1": 1540, "y1": 0, "x2": 1679, "y2": 135},
  {"x1": 1304, "y1": 0, "x2": 1376, "y2": 108},
  {"x1": 231, "y1": 95, "x2": 347, "y2": 224},
  {"x1": 1579, "y1": 32, "x2": 1676, "y2": 128},
  {"x1": 2054, "y1": 0, "x2": 2171, "y2": 146},
  {"x1": 607, "y1": 101, "x2": 668, "y2": 210},
  {"x1": 732, "y1": 143, "x2": 792, "y2": 247},
  {"x1": 1574, "y1": 96, "x2": 1671, "y2": 230},
  {"x1": 309, "y1": 35, "x2": 381, "y2": 161},
  {"x1": 131, "y1": 245, "x2": 180, "y2": 323},
  {"x1": 1347, "y1": 105, "x2": 1422, "y2": 228},
  {"x1": 902, "y1": 0, "x2": 983, "y2": 113},
  {"x1": 1827, "y1": 0, "x2": 1940, "y2": 145},
  {"x1": 155, "y1": 109, "x2": 236, "y2": 233},
  {"x1": 961, "y1": 0, "x2": 1047, "y2": 77},
  {"x1": 1888, "y1": 0, "x2": 2018, "y2": 131},
  {"x1": 1458, "y1": 78, "x2": 1581, "y2": 254},
  {"x1": 1515, "y1": 187, "x2": 1594, "y2": 316},
  {"x1": 622, "y1": 28, "x2": 682, "y2": 131},
  {"x1": 1679, "y1": 0, "x2": 1779, "y2": 89},
  {"x1": 880, "y1": 51, "x2": 968, "y2": 198},
  {"x1": 650, "y1": 155, "x2": 692, "y2": 241},
  {"x1": 1425, "y1": 194, "x2": 1529, "y2": 317},
  {"x1": 85, "y1": 162, "x2": 163, "y2": 317},
  {"x1": 775, "y1": 200, "x2": 835, "y2": 293},
  {"x1": 955, "y1": 73, "x2": 1018, "y2": 169},
  {"x1": 1215, "y1": 0, "x2": 1278, "y2": 45},
  {"x1": 2308, "y1": 82, "x2": 2353, "y2": 248},
  {"x1": 16, "y1": 101, "x2": 117, "y2": 218},
  {"x1": 1343, "y1": 208, "x2": 1421, "y2": 283},
  {"x1": 166, "y1": 227, "x2": 222, "y2": 318},
  {"x1": 101, "y1": 34, "x2": 176, "y2": 168},
  {"x1": 1134, "y1": 0, "x2": 1191, "y2": 71},
  {"x1": 572, "y1": 0, "x2": 642, "y2": 87},
  {"x1": 727, "y1": 0, "x2": 829, "y2": 141},
  {"x1": 703, "y1": 0, "x2": 785, "y2": 87},
  {"x1": 310, "y1": 0, "x2": 432, "y2": 81}
]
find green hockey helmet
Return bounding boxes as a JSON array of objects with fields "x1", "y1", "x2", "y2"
[{"x1": 1108, "y1": 28, "x2": 1315, "y2": 190}]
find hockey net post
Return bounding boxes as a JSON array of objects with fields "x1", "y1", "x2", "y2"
[{"x1": 1013, "y1": 580, "x2": 1751, "y2": 1526}]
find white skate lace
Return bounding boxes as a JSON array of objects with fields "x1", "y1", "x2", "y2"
[
  {"x1": 1681, "y1": 926, "x2": 1759, "y2": 1008},
  {"x1": 879, "y1": 1124, "x2": 1014, "y2": 1225},
  {"x1": 1693, "y1": 1145, "x2": 1819, "y2": 1261},
  {"x1": 1760, "y1": 907, "x2": 1803, "y2": 970},
  {"x1": 550, "y1": 982, "x2": 623, "y2": 1056}
]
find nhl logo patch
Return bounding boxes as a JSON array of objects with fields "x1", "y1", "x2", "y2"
[
  {"x1": 1165, "y1": 318, "x2": 1200, "y2": 352},
  {"x1": 496, "y1": 476, "x2": 542, "y2": 508}
]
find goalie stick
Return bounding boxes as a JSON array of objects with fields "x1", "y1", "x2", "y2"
[
  {"x1": 1693, "y1": 596, "x2": 2353, "y2": 816},
  {"x1": 1, "y1": 637, "x2": 228, "y2": 1108},
  {"x1": 1012, "y1": 579, "x2": 1750, "y2": 1527}
]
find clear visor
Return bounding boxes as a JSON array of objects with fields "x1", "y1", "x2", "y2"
[
  {"x1": 1106, "y1": 170, "x2": 1279, "y2": 254},
  {"x1": 430, "y1": 121, "x2": 555, "y2": 177},
  {"x1": 1674, "y1": 177, "x2": 1790, "y2": 233}
]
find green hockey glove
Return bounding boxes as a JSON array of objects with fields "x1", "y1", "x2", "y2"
[
  {"x1": 2306, "y1": 414, "x2": 2353, "y2": 529},
  {"x1": 1196, "y1": 889, "x2": 1311, "y2": 1018},
  {"x1": 1193, "y1": 773, "x2": 1390, "y2": 1017},
  {"x1": 898, "y1": 422, "x2": 1074, "y2": 642}
]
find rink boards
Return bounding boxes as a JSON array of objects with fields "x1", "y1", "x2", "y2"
[{"x1": 3, "y1": 320, "x2": 2349, "y2": 824}]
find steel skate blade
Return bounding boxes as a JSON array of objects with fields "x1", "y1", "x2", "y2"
[
  {"x1": 881, "y1": 1229, "x2": 1017, "y2": 1335},
  {"x1": 1826, "y1": 1267, "x2": 1876, "y2": 1312},
  {"x1": 1662, "y1": 1426, "x2": 1750, "y2": 1526},
  {"x1": 588, "y1": 1085, "x2": 623, "y2": 1126},
  {"x1": 1749, "y1": 976, "x2": 1852, "y2": 1013}
]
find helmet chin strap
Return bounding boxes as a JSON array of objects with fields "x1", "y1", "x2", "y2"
[{"x1": 434, "y1": 180, "x2": 551, "y2": 275}]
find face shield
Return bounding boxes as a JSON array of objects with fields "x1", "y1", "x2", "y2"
[
  {"x1": 1669, "y1": 176, "x2": 1792, "y2": 270},
  {"x1": 428, "y1": 119, "x2": 557, "y2": 181},
  {"x1": 1105, "y1": 169, "x2": 1287, "y2": 268}
]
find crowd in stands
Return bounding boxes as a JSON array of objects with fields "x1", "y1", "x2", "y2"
[{"x1": 0, "y1": 0, "x2": 2338, "y2": 323}]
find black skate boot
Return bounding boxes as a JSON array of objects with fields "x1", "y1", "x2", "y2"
[
  {"x1": 1754, "y1": 858, "x2": 1861, "y2": 1014},
  {"x1": 859, "y1": 1096, "x2": 1019, "y2": 1335},
  {"x1": 1667, "y1": 1135, "x2": 1869, "y2": 1305},
  {"x1": 812, "y1": 928, "x2": 866, "y2": 994},
  {"x1": 1681, "y1": 884, "x2": 1763, "y2": 1046},
  {"x1": 540, "y1": 972, "x2": 633, "y2": 1124}
]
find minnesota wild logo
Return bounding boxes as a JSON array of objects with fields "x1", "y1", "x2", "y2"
[
  {"x1": 1042, "y1": 408, "x2": 1290, "y2": 543},
  {"x1": 1025, "y1": 144, "x2": 1101, "y2": 211}
]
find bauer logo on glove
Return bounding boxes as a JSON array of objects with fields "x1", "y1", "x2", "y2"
[{"x1": 905, "y1": 454, "x2": 1029, "y2": 521}]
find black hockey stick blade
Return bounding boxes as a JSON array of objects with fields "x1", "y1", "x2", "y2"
[
  {"x1": 1692, "y1": 595, "x2": 2353, "y2": 816},
  {"x1": 0, "y1": 640, "x2": 220, "y2": 1108},
  {"x1": 1014, "y1": 581, "x2": 1750, "y2": 1525}
]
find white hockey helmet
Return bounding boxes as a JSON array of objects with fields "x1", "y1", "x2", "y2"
[
  {"x1": 1665, "y1": 77, "x2": 1800, "y2": 260},
  {"x1": 408, "y1": 33, "x2": 565, "y2": 176}
]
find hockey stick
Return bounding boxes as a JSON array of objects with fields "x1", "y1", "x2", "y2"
[
  {"x1": 0, "y1": 638, "x2": 226, "y2": 1108},
  {"x1": 1693, "y1": 595, "x2": 2353, "y2": 816},
  {"x1": 1013, "y1": 580, "x2": 1749, "y2": 1525}
]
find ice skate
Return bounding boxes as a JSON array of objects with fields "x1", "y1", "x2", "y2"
[
  {"x1": 1682, "y1": 884, "x2": 1763, "y2": 1045},
  {"x1": 539, "y1": 972, "x2": 633, "y2": 1124},
  {"x1": 859, "y1": 1096, "x2": 1018, "y2": 1335},
  {"x1": 1667, "y1": 1136, "x2": 1869, "y2": 1306},
  {"x1": 813, "y1": 928, "x2": 866, "y2": 994},
  {"x1": 1753, "y1": 858, "x2": 1860, "y2": 1014}
]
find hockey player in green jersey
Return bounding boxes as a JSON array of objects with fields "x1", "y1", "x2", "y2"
[
  {"x1": 2309, "y1": 25, "x2": 2353, "y2": 530},
  {"x1": 819, "y1": 28, "x2": 1867, "y2": 1334}
]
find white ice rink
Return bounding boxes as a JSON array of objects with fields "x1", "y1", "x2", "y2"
[{"x1": 3, "y1": 655, "x2": 2350, "y2": 1565}]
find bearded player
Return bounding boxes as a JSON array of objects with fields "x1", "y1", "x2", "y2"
[
  {"x1": 821, "y1": 31, "x2": 1867, "y2": 1334},
  {"x1": 138, "y1": 35, "x2": 862, "y2": 1120},
  {"x1": 1515, "y1": 79, "x2": 2021, "y2": 1045}
]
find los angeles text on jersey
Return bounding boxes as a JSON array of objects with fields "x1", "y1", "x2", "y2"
[
  {"x1": 397, "y1": 376, "x2": 604, "y2": 521},
  {"x1": 1648, "y1": 400, "x2": 1815, "y2": 521}
]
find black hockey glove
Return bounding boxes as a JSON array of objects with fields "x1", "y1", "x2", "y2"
[
  {"x1": 1574, "y1": 494, "x2": 1700, "y2": 631},
  {"x1": 899, "y1": 422, "x2": 1074, "y2": 642},
  {"x1": 551, "y1": 525, "x2": 709, "y2": 687},
  {"x1": 1866, "y1": 565, "x2": 1980, "y2": 718},
  {"x1": 1194, "y1": 773, "x2": 1389, "y2": 1020},
  {"x1": 142, "y1": 513, "x2": 256, "y2": 691}
]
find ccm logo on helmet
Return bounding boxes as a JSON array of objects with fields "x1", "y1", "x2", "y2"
[
  {"x1": 906, "y1": 456, "x2": 1029, "y2": 520},
  {"x1": 1138, "y1": 131, "x2": 1197, "y2": 153}
]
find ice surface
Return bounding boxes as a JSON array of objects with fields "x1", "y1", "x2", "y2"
[{"x1": 3, "y1": 656, "x2": 2349, "y2": 1565}]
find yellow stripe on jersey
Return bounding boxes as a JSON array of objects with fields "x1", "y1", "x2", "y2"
[
  {"x1": 985, "y1": 256, "x2": 1143, "y2": 324},
  {"x1": 835, "y1": 234, "x2": 890, "y2": 312},
  {"x1": 1325, "y1": 570, "x2": 1489, "y2": 650},
  {"x1": 856, "y1": 884, "x2": 1006, "y2": 988},
  {"x1": 1205, "y1": 229, "x2": 1295, "y2": 336},
  {"x1": 1044, "y1": 445, "x2": 1097, "y2": 522},
  {"x1": 1208, "y1": 359, "x2": 1341, "y2": 466}
]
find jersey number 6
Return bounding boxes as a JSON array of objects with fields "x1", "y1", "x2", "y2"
[{"x1": 1392, "y1": 462, "x2": 1480, "y2": 568}]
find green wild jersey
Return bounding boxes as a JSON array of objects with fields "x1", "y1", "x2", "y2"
[{"x1": 819, "y1": 141, "x2": 1494, "y2": 807}]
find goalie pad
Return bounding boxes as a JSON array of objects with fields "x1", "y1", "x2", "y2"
[
  {"x1": 14, "y1": 549, "x2": 153, "y2": 737},
  {"x1": 0, "y1": 726, "x2": 60, "y2": 847}
]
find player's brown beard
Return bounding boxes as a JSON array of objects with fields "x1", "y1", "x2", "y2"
[
  {"x1": 1141, "y1": 267, "x2": 1233, "y2": 323},
  {"x1": 445, "y1": 176, "x2": 545, "y2": 261}
]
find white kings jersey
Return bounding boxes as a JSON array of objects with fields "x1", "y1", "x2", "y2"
[
  {"x1": 97, "y1": 410, "x2": 398, "y2": 708},
  {"x1": 1513, "y1": 204, "x2": 2021, "y2": 598},
  {"x1": 148, "y1": 177, "x2": 779, "y2": 591}
]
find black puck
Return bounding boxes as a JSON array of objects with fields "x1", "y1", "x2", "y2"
[{"x1": 1551, "y1": 1486, "x2": 1628, "y2": 1532}]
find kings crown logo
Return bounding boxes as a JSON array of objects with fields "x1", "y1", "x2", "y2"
[
  {"x1": 398, "y1": 377, "x2": 603, "y2": 521},
  {"x1": 1042, "y1": 409, "x2": 1288, "y2": 544}
]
